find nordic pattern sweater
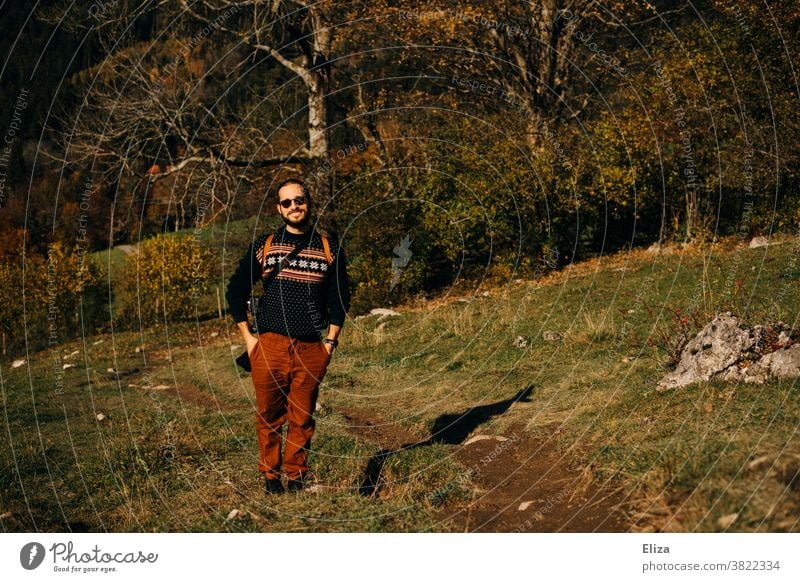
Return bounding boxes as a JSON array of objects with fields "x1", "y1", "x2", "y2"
[{"x1": 226, "y1": 226, "x2": 351, "y2": 340}]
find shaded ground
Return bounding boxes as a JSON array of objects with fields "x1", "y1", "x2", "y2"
[
  {"x1": 339, "y1": 402, "x2": 629, "y2": 532},
  {"x1": 439, "y1": 426, "x2": 629, "y2": 532}
]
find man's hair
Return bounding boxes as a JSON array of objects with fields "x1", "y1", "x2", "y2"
[{"x1": 275, "y1": 178, "x2": 311, "y2": 203}]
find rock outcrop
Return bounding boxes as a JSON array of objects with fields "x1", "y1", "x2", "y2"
[{"x1": 657, "y1": 313, "x2": 798, "y2": 390}]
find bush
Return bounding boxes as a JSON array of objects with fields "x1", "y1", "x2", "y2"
[
  {"x1": 114, "y1": 233, "x2": 214, "y2": 326},
  {"x1": 0, "y1": 240, "x2": 107, "y2": 354}
]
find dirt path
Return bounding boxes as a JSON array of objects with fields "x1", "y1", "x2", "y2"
[{"x1": 339, "y1": 406, "x2": 630, "y2": 532}]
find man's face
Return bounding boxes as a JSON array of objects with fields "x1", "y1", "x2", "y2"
[{"x1": 276, "y1": 183, "x2": 310, "y2": 228}]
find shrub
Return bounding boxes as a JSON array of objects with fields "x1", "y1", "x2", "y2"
[
  {"x1": 114, "y1": 233, "x2": 214, "y2": 326},
  {"x1": 0, "y1": 240, "x2": 107, "y2": 354}
]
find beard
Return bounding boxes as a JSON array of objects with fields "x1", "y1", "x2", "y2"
[{"x1": 282, "y1": 208, "x2": 311, "y2": 228}]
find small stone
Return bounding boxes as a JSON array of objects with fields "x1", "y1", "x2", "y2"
[
  {"x1": 717, "y1": 513, "x2": 738, "y2": 529},
  {"x1": 96, "y1": 413, "x2": 106, "y2": 422},
  {"x1": 107, "y1": 368, "x2": 116, "y2": 373},
  {"x1": 748, "y1": 236, "x2": 770, "y2": 248},
  {"x1": 481, "y1": 291, "x2": 490, "y2": 297},
  {"x1": 135, "y1": 346, "x2": 143, "y2": 353},
  {"x1": 210, "y1": 332, "x2": 219, "y2": 338},
  {"x1": 543, "y1": 331, "x2": 562, "y2": 342},
  {"x1": 513, "y1": 336, "x2": 528, "y2": 349},
  {"x1": 62, "y1": 363, "x2": 75, "y2": 370},
  {"x1": 748, "y1": 454, "x2": 771, "y2": 471},
  {"x1": 464, "y1": 435, "x2": 509, "y2": 446},
  {"x1": 370, "y1": 308, "x2": 401, "y2": 317},
  {"x1": 226, "y1": 509, "x2": 241, "y2": 521},
  {"x1": 518, "y1": 501, "x2": 534, "y2": 511},
  {"x1": 11, "y1": 359, "x2": 25, "y2": 368}
]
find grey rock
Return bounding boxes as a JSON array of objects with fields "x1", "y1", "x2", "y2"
[
  {"x1": 543, "y1": 330, "x2": 562, "y2": 342},
  {"x1": 370, "y1": 308, "x2": 400, "y2": 317},
  {"x1": 513, "y1": 336, "x2": 528, "y2": 349},
  {"x1": 748, "y1": 236, "x2": 770, "y2": 248},
  {"x1": 658, "y1": 314, "x2": 756, "y2": 390},
  {"x1": 659, "y1": 314, "x2": 800, "y2": 389},
  {"x1": 747, "y1": 345, "x2": 800, "y2": 382}
]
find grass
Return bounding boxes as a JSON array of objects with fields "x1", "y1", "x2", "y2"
[{"x1": 2, "y1": 233, "x2": 800, "y2": 531}]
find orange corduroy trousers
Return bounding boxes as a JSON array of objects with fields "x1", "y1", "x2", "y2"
[{"x1": 249, "y1": 332, "x2": 331, "y2": 480}]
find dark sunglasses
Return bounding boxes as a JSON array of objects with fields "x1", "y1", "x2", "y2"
[{"x1": 279, "y1": 196, "x2": 308, "y2": 208}]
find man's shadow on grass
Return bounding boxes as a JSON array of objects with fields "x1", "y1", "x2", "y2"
[{"x1": 357, "y1": 384, "x2": 534, "y2": 497}]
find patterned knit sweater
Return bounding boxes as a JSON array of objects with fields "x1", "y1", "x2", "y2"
[{"x1": 226, "y1": 226, "x2": 351, "y2": 340}]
